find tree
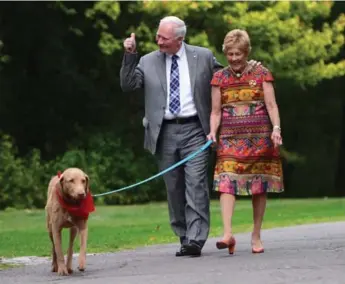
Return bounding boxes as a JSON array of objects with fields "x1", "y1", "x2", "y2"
[
  {"x1": 0, "y1": 1, "x2": 344, "y2": 208},
  {"x1": 124, "y1": 1, "x2": 345, "y2": 86}
]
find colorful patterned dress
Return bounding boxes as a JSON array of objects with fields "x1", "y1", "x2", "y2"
[{"x1": 211, "y1": 65, "x2": 284, "y2": 196}]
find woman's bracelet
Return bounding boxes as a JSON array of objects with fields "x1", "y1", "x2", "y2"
[{"x1": 273, "y1": 125, "x2": 281, "y2": 132}]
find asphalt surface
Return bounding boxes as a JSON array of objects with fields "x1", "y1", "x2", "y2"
[{"x1": 1, "y1": 222, "x2": 345, "y2": 284}]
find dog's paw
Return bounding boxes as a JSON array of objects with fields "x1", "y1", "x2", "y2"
[
  {"x1": 57, "y1": 265, "x2": 69, "y2": 276},
  {"x1": 78, "y1": 257, "x2": 86, "y2": 271}
]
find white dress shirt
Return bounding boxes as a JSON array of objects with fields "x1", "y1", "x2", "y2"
[{"x1": 164, "y1": 43, "x2": 197, "y2": 119}]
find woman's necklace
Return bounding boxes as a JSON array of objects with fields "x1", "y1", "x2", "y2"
[{"x1": 229, "y1": 62, "x2": 248, "y2": 78}]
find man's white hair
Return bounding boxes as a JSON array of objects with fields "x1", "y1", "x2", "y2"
[{"x1": 159, "y1": 16, "x2": 187, "y2": 38}]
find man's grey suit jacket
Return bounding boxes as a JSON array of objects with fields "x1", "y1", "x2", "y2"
[{"x1": 120, "y1": 43, "x2": 223, "y2": 155}]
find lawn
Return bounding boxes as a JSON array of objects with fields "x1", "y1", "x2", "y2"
[{"x1": 0, "y1": 198, "x2": 344, "y2": 258}]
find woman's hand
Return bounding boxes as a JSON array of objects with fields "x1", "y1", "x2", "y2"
[
  {"x1": 207, "y1": 133, "x2": 217, "y2": 144},
  {"x1": 271, "y1": 129, "x2": 283, "y2": 148},
  {"x1": 247, "y1": 59, "x2": 261, "y2": 71}
]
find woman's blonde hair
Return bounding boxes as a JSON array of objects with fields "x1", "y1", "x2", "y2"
[{"x1": 222, "y1": 29, "x2": 251, "y2": 55}]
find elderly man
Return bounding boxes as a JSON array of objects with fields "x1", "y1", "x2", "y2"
[{"x1": 120, "y1": 16, "x2": 222, "y2": 257}]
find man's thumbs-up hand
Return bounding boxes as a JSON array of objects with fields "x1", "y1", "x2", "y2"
[{"x1": 124, "y1": 33, "x2": 137, "y2": 53}]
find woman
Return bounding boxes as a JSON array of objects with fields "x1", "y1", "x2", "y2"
[{"x1": 207, "y1": 29, "x2": 284, "y2": 254}]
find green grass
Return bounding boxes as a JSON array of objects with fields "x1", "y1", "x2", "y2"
[
  {"x1": 0, "y1": 198, "x2": 344, "y2": 258},
  {"x1": 0, "y1": 263, "x2": 20, "y2": 270}
]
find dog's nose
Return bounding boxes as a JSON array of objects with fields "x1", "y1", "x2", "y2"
[{"x1": 78, "y1": 193, "x2": 86, "y2": 199}]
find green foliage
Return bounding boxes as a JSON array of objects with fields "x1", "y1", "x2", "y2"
[
  {"x1": 0, "y1": 1, "x2": 344, "y2": 208},
  {"x1": 0, "y1": 40, "x2": 10, "y2": 69},
  {"x1": 85, "y1": 1, "x2": 122, "y2": 55},
  {"x1": 0, "y1": 133, "x2": 49, "y2": 209},
  {"x1": 0, "y1": 132, "x2": 165, "y2": 210},
  {"x1": 129, "y1": 1, "x2": 345, "y2": 85}
]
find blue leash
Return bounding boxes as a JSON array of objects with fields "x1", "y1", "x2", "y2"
[{"x1": 92, "y1": 140, "x2": 213, "y2": 198}]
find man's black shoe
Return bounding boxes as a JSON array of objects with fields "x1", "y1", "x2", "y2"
[
  {"x1": 184, "y1": 242, "x2": 202, "y2": 257},
  {"x1": 175, "y1": 245, "x2": 188, "y2": 257}
]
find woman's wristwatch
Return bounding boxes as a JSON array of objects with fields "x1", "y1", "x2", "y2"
[{"x1": 273, "y1": 125, "x2": 281, "y2": 132}]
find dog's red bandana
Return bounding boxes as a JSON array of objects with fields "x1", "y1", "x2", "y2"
[
  {"x1": 56, "y1": 189, "x2": 95, "y2": 219},
  {"x1": 56, "y1": 173, "x2": 95, "y2": 219}
]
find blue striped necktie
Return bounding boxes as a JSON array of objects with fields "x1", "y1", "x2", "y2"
[{"x1": 169, "y1": 54, "x2": 180, "y2": 114}]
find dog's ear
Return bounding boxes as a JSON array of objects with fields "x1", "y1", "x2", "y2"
[
  {"x1": 59, "y1": 175, "x2": 64, "y2": 189},
  {"x1": 84, "y1": 174, "x2": 89, "y2": 194}
]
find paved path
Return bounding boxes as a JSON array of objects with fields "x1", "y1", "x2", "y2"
[{"x1": 1, "y1": 222, "x2": 345, "y2": 284}]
